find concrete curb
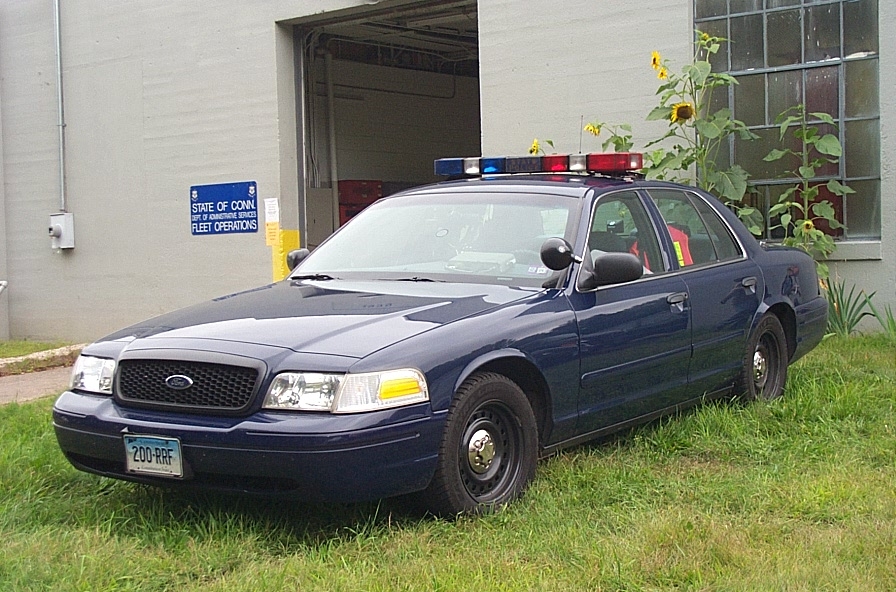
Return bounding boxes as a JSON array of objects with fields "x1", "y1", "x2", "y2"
[{"x1": 0, "y1": 344, "x2": 85, "y2": 376}]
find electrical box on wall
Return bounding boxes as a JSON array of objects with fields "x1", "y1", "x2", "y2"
[{"x1": 49, "y1": 213, "x2": 75, "y2": 249}]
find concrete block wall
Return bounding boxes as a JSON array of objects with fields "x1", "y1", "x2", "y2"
[
  {"x1": 479, "y1": 0, "x2": 695, "y2": 157},
  {"x1": 0, "y1": 1, "x2": 322, "y2": 341},
  {"x1": 0, "y1": 90, "x2": 8, "y2": 339},
  {"x1": 0, "y1": 0, "x2": 892, "y2": 341}
]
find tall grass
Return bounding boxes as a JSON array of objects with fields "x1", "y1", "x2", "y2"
[
  {"x1": 868, "y1": 298, "x2": 896, "y2": 340},
  {"x1": 1, "y1": 336, "x2": 894, "y2": 591}
]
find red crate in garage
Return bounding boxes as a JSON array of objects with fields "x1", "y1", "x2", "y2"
[{"x1": 338, "y1": 180, "x2": 382, "y2": 205}]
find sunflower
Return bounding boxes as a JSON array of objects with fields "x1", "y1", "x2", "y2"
[
  {"x1": 802, "y1": 219, "x2": 815, "y2": 232},
  {"x1": 529, "y1": 138, "x2": 540, "y2": 155},
  {"x1": 700, "y1": 32, "x2": 710, "y2": 42},
  {"x1": 584, "y1": 123, "x2": 601, "y2": 137},
  {"x1": 670, "y1": 102, "x2": 695, "y2": 124},
  {"x1": 651, "y1": 51, "x2": 661, "y2": 70},
  {"x1": 657, "y1": 66, "x2": 668, "y2": 80}
]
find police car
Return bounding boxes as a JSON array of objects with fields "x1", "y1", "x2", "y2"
[{"x1": 53, "y1": 152, "x2": 828, "y2": 515}]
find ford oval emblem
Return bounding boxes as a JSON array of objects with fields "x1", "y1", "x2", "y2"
[{"x1": 165, "y1": 374, "x2": 194, "y2": 390}]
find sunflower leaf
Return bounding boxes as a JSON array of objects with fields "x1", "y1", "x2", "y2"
[
  {"x1": 826, "y1": 179, "x2": 855, "y2": 196},
  {"x1": 814, "y1": 134, "x2": 842, "y2": 157},
  {"x1": 686, "y1": 61, "x2": 712, "y2": 86},
  {"x1": 706, "y1": 166, "x2": 748, "y2": 202},
  {"x1": 780, "y1": 187, "x2": 798, "y2": 201},
  {"x1": 647, "y1": 106, "x2": 671, "y2": 121},
  {"x1": 778, "y1": 116, "x2": 800, "y2": 139},
  {"x1": 737, "y1": 207, "x2": 764, "y2": 236},
  {"x1": 810, "y1": 112, "x2": 836, "y2": 126},
  {"x1": 811, "y1": 201, "x2": 837, "y2": 220},
  {"x1": 695, "y1": 118, "x2": 724, "y2": 139},
  {"x1": 769, "y1": 202, "x2": 791, "y2": 216},
  {"x1": 763, "y1": 149, "x2": 789, "y2": 162}
]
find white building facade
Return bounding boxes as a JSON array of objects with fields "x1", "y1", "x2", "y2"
[{"x1": 0, "y1": 0, "x2": 891, "y2": 341}]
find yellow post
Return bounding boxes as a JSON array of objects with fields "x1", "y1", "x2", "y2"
[{"x1": 270, "y1": 228, "x2": 300, "y2": 282}]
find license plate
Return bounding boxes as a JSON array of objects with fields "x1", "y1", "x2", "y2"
[{"x1": 124, "y1": 435, "x2": 183, "y2": 478}]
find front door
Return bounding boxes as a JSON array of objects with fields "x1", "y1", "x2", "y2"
[{"x1": 569, "y1": 190, "x2": 693, "y2": 433}]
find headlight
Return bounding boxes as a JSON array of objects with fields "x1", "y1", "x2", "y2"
[
  {"x1": 70, "y1": 355, "x2": 116, "y2": 395},
  {"x1": 263, "y1": 372, "x2": 341, "y2": 411},
  {"x1": 263, "y1": 368, "x2": 428, "y2": 413}
]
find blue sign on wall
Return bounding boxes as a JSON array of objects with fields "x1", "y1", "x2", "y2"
[{"x1": 190, "y1": 181, "x2": 259, "y2": 236}]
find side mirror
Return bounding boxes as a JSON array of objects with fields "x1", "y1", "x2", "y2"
[
  {"x1": 578, "y1": 252, "x2": 643, "y2": 291},
  {"x1": 286, "y1": 248, "x2": 310, "y2": 271},
  {"x1": 540, "y1": 238, "x2": 582, "y2": 271}
]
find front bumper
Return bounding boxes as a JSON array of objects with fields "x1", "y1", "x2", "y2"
[{"x1": 53, "y1": 390, "x2": 444, "y2": 502}]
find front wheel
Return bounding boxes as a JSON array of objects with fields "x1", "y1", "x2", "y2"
[
  {"x1": 738, "y1": 313, "x2": 789, "y2": 401},
  {"x1": 422, "y1": 372, "x2": 538, "y2": 516}
]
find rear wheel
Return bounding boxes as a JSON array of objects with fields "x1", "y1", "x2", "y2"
[
  {"x1": 738, "y1": 313, "x2": 788, "y2": 401},
  {"x1": 423, "y1": 372, "x2": 537, "y2": 516}
]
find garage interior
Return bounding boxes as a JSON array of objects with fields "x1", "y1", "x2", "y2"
[{"x1": 292, "y1": 0, "x2": 481, "y2": 247}]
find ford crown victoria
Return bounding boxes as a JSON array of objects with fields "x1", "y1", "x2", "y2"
[{"x1": 53, "y1": 152, "x2": 827, "y2": 515}]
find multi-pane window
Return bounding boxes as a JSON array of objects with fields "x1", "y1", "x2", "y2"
[{"x1": 694, "y1": 0, "x2": 880, "y2": 240}]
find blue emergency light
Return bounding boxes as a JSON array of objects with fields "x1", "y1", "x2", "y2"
[{"x1": 434, "y1": 152, "x2": 643, "y2": 177}]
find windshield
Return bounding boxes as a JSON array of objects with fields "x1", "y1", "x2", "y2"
[{"x1": 296, "y1": 190, "x2": 581, "y2": 287}]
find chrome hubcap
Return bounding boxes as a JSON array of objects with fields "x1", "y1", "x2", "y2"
[
  {"x1": 753, "y1": 349, "x2": 768, "y2": 387},
  {"x1": 467, "y1": 428, "x2": 496, "y2": 474}
]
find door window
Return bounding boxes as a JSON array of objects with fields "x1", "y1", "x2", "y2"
[
  {"x1": 647, "y1": 189, "x2": 742, "y2": 268},
  {"x1": 589, "y1": 191, "x2": 664, "y2": 274}
]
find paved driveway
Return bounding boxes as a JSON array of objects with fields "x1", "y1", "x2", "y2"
[{"x1": 0, "y1": 367, "x2": 71, "y2": 405}]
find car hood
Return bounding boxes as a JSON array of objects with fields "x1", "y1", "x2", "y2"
[{"x1": 99, "y1": 279, "x2": 539, "y2": 359}]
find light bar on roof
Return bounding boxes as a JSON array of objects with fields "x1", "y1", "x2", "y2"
[
  {"x1": 434, "y1": 152, "x2": 643, "y2": 177},
  {"x1": 588, "y1": 152, "x2": 643, "y2": 171},
  {"x1": 505, "y1": 156, "x2": 541, "y2": 173},
  {"x1": 542, "y1": 154, "x2": 569, "y2": 172},
  {"x1": 480, "y1": 157, "x2": 506, "y2": 174}
]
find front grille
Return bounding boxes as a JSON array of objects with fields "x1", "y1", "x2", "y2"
[{"x1": 117, "y1": 359, "x2": 259, "y2": 412}]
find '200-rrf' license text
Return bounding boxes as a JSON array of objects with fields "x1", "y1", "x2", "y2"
[{"x1": 124, "y1": 435, "x2": 183, "y2": 478}]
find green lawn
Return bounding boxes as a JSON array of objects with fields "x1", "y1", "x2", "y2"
[
  {"x1": 0, "y1": 340, "x2": 72, "y2": 359},
  {"x1": 1, "y1": 336, "x2": 894, "y2": 591}
]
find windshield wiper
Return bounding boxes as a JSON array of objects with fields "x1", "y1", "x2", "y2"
[
  {"x1": 391, "y1": 276, "x2": 444, "y2": 283},
  {"x1": 291, "y1": 273, "x2": 337, "y2": 281}
]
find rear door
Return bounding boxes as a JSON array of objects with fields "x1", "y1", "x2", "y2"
[{"x1": 644, "y1": 188, "x2": 762, "y2": 396}]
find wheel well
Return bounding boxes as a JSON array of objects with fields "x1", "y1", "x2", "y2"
[
  {"x1": 767, "y1": 303, "x2": 797, "y2": 360},
  {"x1": 478, "y1": 357, "x2": 551, "y2": 447}
]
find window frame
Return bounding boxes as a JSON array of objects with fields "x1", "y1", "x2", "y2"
[{"x1": 694, "y1": 0, "x2": 881, "y2": 243}]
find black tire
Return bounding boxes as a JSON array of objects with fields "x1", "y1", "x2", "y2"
[
  {"x1": 422, "y1": 372, "x2": 538, "y2": 516},
  {"x1": 738, "y1": 313, "x2": 788, "y2": 401}
]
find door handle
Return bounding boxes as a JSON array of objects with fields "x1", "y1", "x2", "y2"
[
  {"x1": 666, "y1": 292, "x2": 688, "y2": 313},
  {"x1": 741, "y1": 276, "x2": 757, "y2": 294}
]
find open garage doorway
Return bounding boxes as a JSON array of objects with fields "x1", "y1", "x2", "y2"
[{"x1": 292, "y1": 0, "x2": 480, "y2": 247}]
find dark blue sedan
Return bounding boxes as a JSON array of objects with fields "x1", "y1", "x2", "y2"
[{"x1": 53, "y1": 152, "x2": 828, "y2": 515}]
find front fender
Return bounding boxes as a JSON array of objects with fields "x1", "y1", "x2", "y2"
[{"x1": 452, "y1": 348, "x2": 531, "y2": 393}]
